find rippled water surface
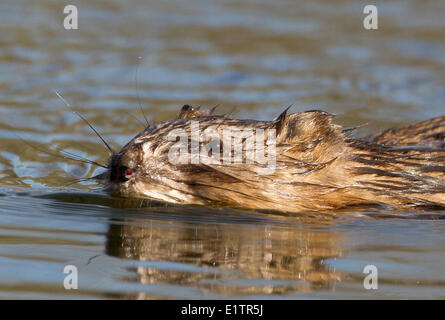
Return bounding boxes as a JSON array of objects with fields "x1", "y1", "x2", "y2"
[{"x1": 1, "y1": 0, "x2": 445, "y2": 299}]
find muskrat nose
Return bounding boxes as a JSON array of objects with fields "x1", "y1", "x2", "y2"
[{"x1": 111, "y1": 165, "x2": 134, "y2": 182}]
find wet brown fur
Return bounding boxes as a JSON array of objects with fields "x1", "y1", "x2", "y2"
[{"x1": 106, "y1": 105, "x2": 445, "y2": 213}]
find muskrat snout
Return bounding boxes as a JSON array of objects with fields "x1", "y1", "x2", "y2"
[
  {"x1": 110, "y1": 163, "x2": 135, "y2": 183},
  {"x1": 108, "y1": 151, "x2": 139, "y2": 185}
]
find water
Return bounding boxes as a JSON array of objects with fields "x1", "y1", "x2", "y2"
[{"x1": 0, "y1": 0, "x2": 445, "y2": 299}]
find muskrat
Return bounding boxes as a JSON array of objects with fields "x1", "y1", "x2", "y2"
[{"x1": 94, "y1": 105, "x2": 445, "y2": 213}]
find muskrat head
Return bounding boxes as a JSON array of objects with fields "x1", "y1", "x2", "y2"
[{"x1": 102, "y1": 113, "x2": 206, "y2": 204}]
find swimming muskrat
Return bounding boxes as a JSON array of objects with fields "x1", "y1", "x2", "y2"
[{"x1": 96, "y1": 105, "x2": 445, "y2": 213}]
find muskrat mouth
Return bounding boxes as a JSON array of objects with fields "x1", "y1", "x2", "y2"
[
  {"x1": 123, "y1": 168, "x2": 135, "y2": 179},
  {"x1": 108, "y1": 153, "x2": 136, "y2": 183},
  {"x1": 110, "y1": 165, "x2": 134, "y2": 183}
]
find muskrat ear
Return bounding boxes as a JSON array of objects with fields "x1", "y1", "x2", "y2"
[
  {"x1": 177, "y1": 104, "x2": 214, "y2": 120},
  {"x1": 272, "y1": 109, "x2": 342, "y2": 144},
  {"x1": 177, "y1": 104, "x2": 194, "y2": 119},
  {"x1": 272, "y1": 105, "x2": 292, "y2": 135}
]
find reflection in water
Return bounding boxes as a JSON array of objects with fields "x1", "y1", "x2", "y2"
[
  {"x1": 2, "y1": 192, "x2": 445, "y2": 299},
  {"x1": 106, "y1": 216, "x2": 343, "y2": 297}
]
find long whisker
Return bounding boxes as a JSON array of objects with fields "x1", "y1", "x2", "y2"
[
  {"x1": 58, "y1": 149, "x2": 108, "y2": 168},
  {"x1": 62, "y1": 177, "x2": 97, "y2": 188},
  {"x1": 14, "y1": 133, "x2": 107, "y2": 168},
  {"x1": 215, "y1": 105, "x2": 237, "y2": 131},
  {"x1": 44, "y1": 146, "x2": 107, "y2": 168},
  {"x1": 135, "y1": 56, "x2": 150, "y2": 127},
  {"x1": 210, "y1": 104, "x2": 220, "y2": 115},
  {"x1": 125, "y1": 110, "x2": 146, "y2": 129},
  {"x1": 62, "y1": 167, "x2": 110, "y2": 187},
  {"x1": 54, "y1": 90, "x2": 115, "y2": 155}
]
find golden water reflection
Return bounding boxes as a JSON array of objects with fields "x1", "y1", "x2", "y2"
[{"x1": 106, "y1": 217, "x2": 344, "y2": 297}]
